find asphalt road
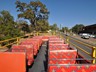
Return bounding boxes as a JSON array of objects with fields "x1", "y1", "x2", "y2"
[
  {"x1": 70, "y1": 37, "x2": 92, "y2": 58},
  {"x1": 62, "y1": 33, "x2": 95, "y2": 60}
]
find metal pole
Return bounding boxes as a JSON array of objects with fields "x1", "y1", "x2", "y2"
[
  {"x1": 37, "y1": 32, "x2": 38, "y2": 36},
  {"x1": 17, "y1": 37, "x2": 19, "y2": 45},
  {"x1": 66, "y1": 36, "x2": 69, "y2": 44},
  {"x1": 92, "y1": 47, "x2": 96, "y2": 64}
]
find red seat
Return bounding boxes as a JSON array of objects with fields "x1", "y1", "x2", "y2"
[
  {"x1": 49, "y1": 44, "x2": 69, "y2": 50},
  {"x1": 12, "y1": 45, "x2": 34, "y2": 66},
  {"x1": 48, "y1": 64, "x2": 96, "y2": 72},
  {"x1": 49, "y1": 50, "x2": 77, "y2": 59},
  {"x1": 49, "y1": 59, "x2": 76, "y2": 64}
]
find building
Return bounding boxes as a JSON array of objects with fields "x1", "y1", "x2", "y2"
[{"x1": 80, "y1": 24, "x2": 96, "y2": 34}]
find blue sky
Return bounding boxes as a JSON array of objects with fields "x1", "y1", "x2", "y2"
[{"x1": 0, "y1": 0, "x2": 96, "y2": 28}]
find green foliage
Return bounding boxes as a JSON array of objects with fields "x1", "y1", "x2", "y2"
[
  {"x1": 61, "y1": 27, "x2": 69, "y2": 33},
  {"x1": 36, "y1": 20, "x2": 49, "y2": 32},
  {"x1": 0, "y1": 1, "x2": 50, "y2": 41},
  {"x1": 17, "y1": 19, "x2": 30, "y2": 33},
  {"x1": 15, "y1": 0, "x2": 49, "y2": 31},
  {"x1": 72, "y1": 24, "x2": 84, "y2": 33},
  {"x1": 0, "y1": 10, "x2": 21, "y2": 41},
  {"x1": 50, "y1": 23, "x2": 59, "y2": 31}
]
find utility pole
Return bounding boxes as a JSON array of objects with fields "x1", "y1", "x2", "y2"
[
  {"x1": 60, "y1": 24, "x2": 61, "y2": 31},
  {"x1": 59, "y1": 24, "x2": 62, "y2": 38}
]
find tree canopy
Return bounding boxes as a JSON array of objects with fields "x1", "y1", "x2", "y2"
[
  {"x1": 61, "y1": 27, "x2": 69, "y2": 33},
  {"x1": 36, "y1": 20, "x2": 49, "y2": 32},
  {"x1": 0, "y1": 1, "x2": 50, "y2": 40},
  {"x1": 0, "y1": 10, "x2": 21, "y2": 40},
  {"x1": 16, "y1": 19, "x2": 30, "y2": 34},
  {"x1": 50, "y1": 23, "x2": 59, "y2": 31},
  {"x1": 71, "y1": 24, "x2": 84, "y2": 33},
  {"x1": 15, "y1": 0, "x2": 49, "y2": 31}
]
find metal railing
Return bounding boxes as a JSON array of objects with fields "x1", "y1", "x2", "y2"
[
  {"x1": 64, "y1": 35, "x2": 96, "y2": 64},
  {"x1": 0, "y1": 32, "x2": 50, "y2": 48},
  {"x1": 0, "y1": 33, "x2": 34, "y2": 48}
]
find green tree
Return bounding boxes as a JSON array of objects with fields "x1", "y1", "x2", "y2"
[
  {"x1": 72, "y1": 24, "x2": 84, "y2": 33},
  {"x1": 50, "y1": 23, "x2": 59, "y2": 31},
  {"x1": 17, "y1": 19, "x2": 30, "y2": 34},
  {"x1": 15, "y1": 0, "x2": 49, "y2": 31},
  {"x1": 0, "y1": 10, "x2": 21, "y2": 40},
  {"x1": 36, "y1": 20, "x2": 49, "y2": 32},
  {"x1": 61, "y1": 27, "x2": 69, "y2": 33}
]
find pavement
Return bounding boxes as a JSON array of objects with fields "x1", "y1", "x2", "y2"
[{"x1": 28, "y1": 41, "x2": 48, "y2": 72}]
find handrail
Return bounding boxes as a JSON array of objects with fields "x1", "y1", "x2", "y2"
[
  {"x1": 0, "y1": 32, "x2": 49, "y2": 48},
  {"x1": 0, "y1": 33, "x2": 34, "y2": 48},
  {"x1": 2, "y1": 41, "x2": 17, "y2": 48},
  {"x1": 0, "y1": 37, "x2": 17, "y2": 43}
]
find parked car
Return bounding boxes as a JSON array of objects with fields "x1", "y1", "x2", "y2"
[
  {"x1": 89, "y1": 34, "x2": 95, "y2": 38},
  {"x1": 93, "y1": 36, "x2": 96, "y2": 39},
  {"x1": 81, "y1": 33, "x2": 90, "y2": 39},
  {"x1": 79, "y1": 33, "x2": 83, "y2": 36}
]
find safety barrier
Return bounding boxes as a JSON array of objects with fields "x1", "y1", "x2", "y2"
[
  {"x1": 0, "y1": 33, "x2": 34, "y2": 49},
  {"x1": 0, "y1": 32, "x2": 54, "y2": 49}
]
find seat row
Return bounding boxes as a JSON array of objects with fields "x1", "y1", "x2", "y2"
[
  {"x1": 12, "y1": 36, "x2": 43, "y2": 66},
  {"x1": 48, "y1": 36, "x2": 96, "y2": 72}
]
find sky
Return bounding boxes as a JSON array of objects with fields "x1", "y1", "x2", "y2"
[{"x1": 0, "y1": 0, "x2": 96, "y2": 28}]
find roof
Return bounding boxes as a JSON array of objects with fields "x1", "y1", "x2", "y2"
[{"x1": 85, "y1": 24, "x2": 96, "y2": 28}]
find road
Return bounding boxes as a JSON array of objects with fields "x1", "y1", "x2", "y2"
[{"x1": 62, "y1": 33, "x2": 95, "y2": 61}]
